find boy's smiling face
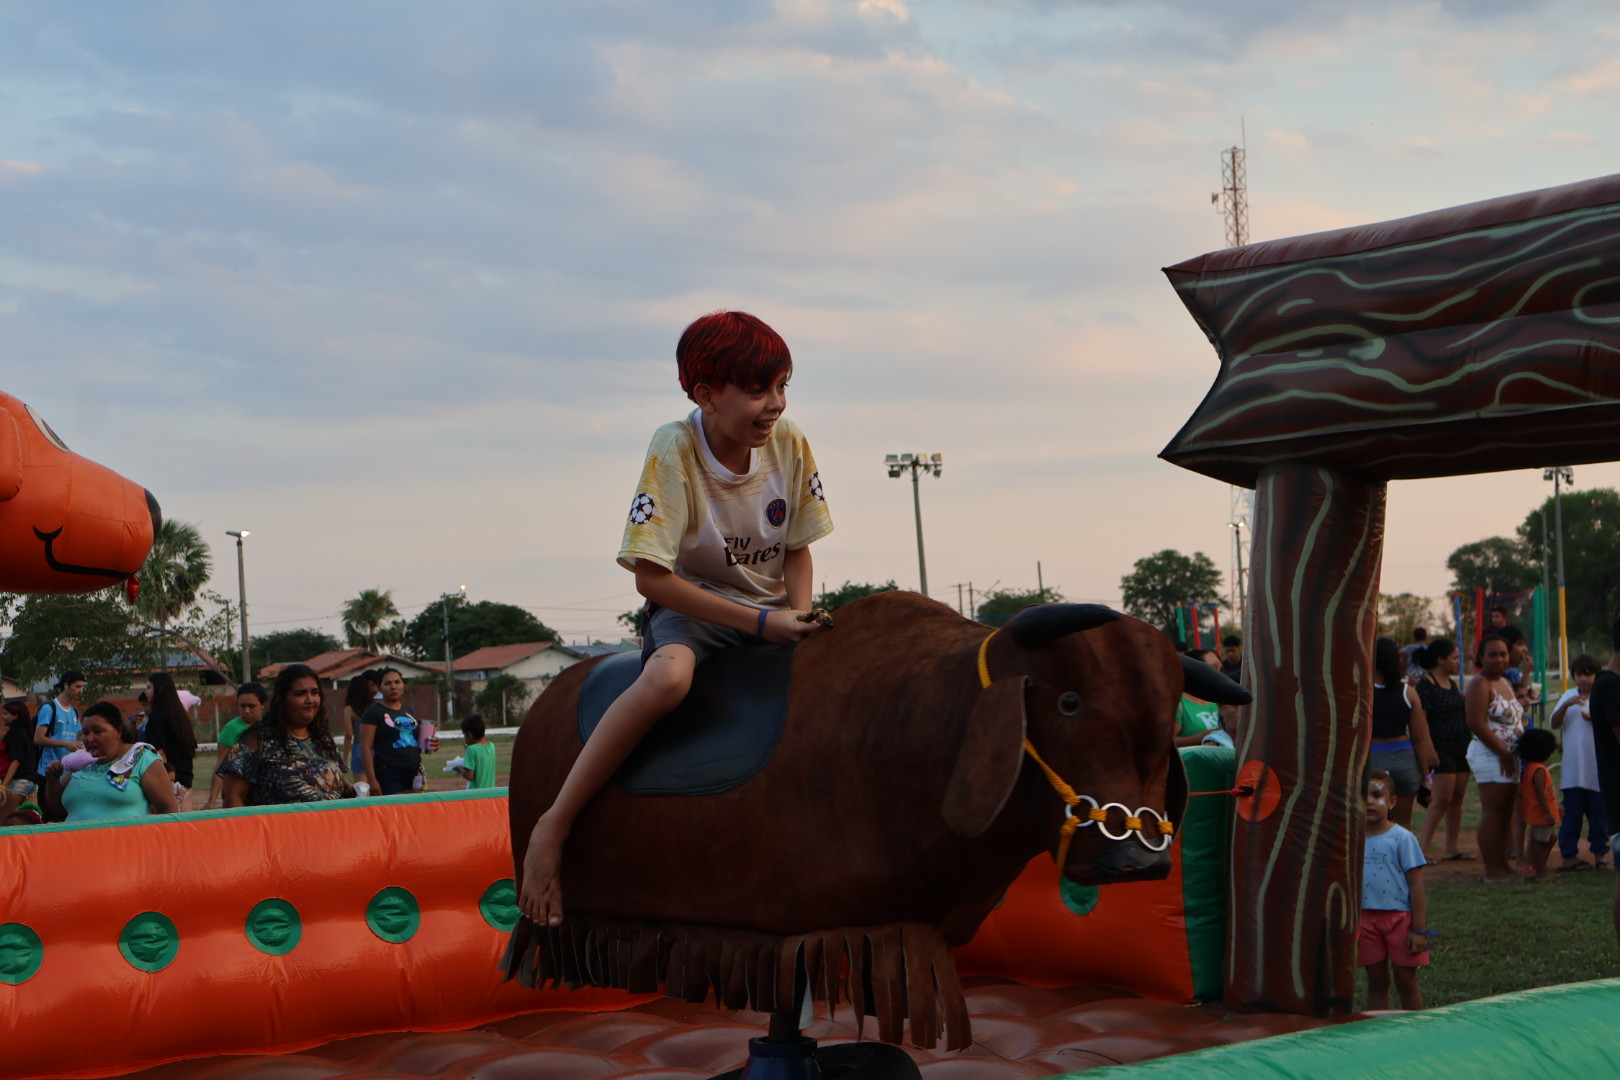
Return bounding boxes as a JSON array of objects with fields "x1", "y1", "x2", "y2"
[{"x1": 696, "y1": 373, "x2": 789, "y2": 462}]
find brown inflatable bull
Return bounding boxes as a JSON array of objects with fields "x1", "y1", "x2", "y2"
[{"x1": 504, "y1": 591, "x2": 1247, "y2": 1050}]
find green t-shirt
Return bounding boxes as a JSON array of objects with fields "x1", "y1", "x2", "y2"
[
  {"x1": 1176, "y1": 697, "x2": 1221, "y2": 737},
  {"x1": 462, "y1": 740, "x2": 496, "y2": 789},
  {"x1": 60, "y1": 747, "x2": 163, "y2": 822},
  {"x1": 217, "y1": 716, "x2": 253, "y2": 748}
]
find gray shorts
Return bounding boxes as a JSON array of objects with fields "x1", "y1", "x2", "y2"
[
  {"x1": 1369, "y1": 746, "x2": 1423, "y2": 797},
  {"x1": 643, "y1": 605, "x2": 761, "y2": 666}
]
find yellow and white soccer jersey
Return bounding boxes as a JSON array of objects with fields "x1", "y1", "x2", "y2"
[{"x1": 617, "y1": 411, "x2": 833, "y2": 608}]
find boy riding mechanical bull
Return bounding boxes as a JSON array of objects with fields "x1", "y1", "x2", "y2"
[{"x1": 518, "y1": 310, "x2": 834, "y2": 928}]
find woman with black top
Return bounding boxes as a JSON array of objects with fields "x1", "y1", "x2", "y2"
[
  {"x1": 359, "y1": 667, "x2": 424, "y2": 795},
  {"x1": 341, "y1": 671, "x2": 380, "y2": 778},
  {"x1": 1369, "y1": 637, "x2": 1439, "y2": 829},
  {"x1": 1414, "y1": 637, "x2": 1471, "y2": 860},
  {"x1": 143, "y1": 671, "x2": 198, "y2": 809},
  {"x1": 1, "y1": 700, "x2": 38, "y2": 794}
]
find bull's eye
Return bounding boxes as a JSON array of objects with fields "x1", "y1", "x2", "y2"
[
  {"x1": 25, "y1": 404, "x2": 70, "y2": 452},
  {"x1": 1057, "y1": 691, "x2": 1082, "y2": 716}
]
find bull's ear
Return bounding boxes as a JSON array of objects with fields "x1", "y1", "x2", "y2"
[
  {"x1": 941, "y1": 676, "x2": 1029, "y2": 838},
  {"x1": 0, "y1": 409, "x2": 19, "y2": 501}
]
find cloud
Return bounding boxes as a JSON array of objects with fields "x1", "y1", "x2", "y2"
[{"x1": 0, "y1": 0, "x2": 1611, "y2": 636}]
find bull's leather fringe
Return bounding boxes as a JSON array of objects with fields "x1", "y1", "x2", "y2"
[{"x1": 501, "y1": 916, "x2": 971, "y2": 1051}]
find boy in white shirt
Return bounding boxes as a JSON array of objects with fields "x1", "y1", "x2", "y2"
[
  {"x1": 519, "y1": 311, "x2": 834, "y2": 928},
  {"x1": 1552, "y1": 655, "x2": 1609, "y2": 870}
]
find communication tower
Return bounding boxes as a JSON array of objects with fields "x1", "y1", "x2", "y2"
[
  {"x1": 1212, "y1": 130, "x2": 1252, "y2": 630},
  {"x1": 1214, "y1": 142, "x2": 1248, "y2": 248}
]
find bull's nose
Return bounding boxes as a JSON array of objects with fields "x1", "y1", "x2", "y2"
[
  {"x1": 145, "y1": 489, "x2": 162, "y2": 538},
  {"x1": 1093, "y1": 840, "x2": 1171, "y2": 879}
]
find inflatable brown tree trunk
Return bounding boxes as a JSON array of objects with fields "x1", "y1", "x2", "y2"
[
  {"x1": 1165, "y1": 172, "x2": 1620, "y2": 1015},
  {"x1": 1227, "y1": 464, "x2": 1384, "y2": 1013}
]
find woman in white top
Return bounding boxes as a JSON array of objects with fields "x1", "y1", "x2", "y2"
[
  {"x1": 1552, "y1": 654, "x2": 1610, "y2": 870},
  {"x1": 1465, "y1": 634, "x2": 1524, "y2": 883}
]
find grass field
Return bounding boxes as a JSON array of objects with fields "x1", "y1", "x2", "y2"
[
  {"x1": 417, "y1": 732, "x2": 519, "y2": 790},
  {"x1": 1403, "y1": 870, "x2": 1619, "y2": 1011},
  {"x1": 408, "y1": 734, "x2": 1620, "y2": 1010},
  {"x1": 1352, "y1": 766, "x2": 1620, "y2": 1010}
]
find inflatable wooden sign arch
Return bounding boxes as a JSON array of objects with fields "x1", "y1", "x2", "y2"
[{"x1": 1162, "y1": 172, "x2": 1620, "y2": 1014}]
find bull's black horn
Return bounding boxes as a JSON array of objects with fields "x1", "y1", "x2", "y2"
[
  {"x1": 1182, "y1": 654, "x2": 1252, "y2": 705},
  {"x1": 1006, "y1": 604, "x2": 1121, "y2": 647}
]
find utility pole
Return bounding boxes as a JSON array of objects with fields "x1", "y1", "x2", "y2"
[
  {"x1": 443, "y1": 584, "x2": 466, "y2": 724},
  {"x1": 226, "y1": 530, "x2": 251, "y2": 682}
]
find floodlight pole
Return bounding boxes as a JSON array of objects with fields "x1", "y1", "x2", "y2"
[
  {"x1": 1228, "y1": 520, "x2": 1247, "y2": 633},
  {"x1": 885, "y1": 453, "x2": 942, "y2": 596},
  {"x1": 226, "y1": 531, "x2": 251, "y2": 682},
  {"x1": 1543, "y1": 467, "x2": 1573, "y2": 694}
]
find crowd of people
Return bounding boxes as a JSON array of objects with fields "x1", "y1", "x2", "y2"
[
  {"x1": 1170, "y1": 609, "x2": 1620, "y2": 1010},
  {"x1": 1, "y1": 664, "x2": 500, "y2": 827}
]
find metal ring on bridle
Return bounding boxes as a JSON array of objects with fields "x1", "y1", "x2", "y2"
[
  {"x1": 1135, "y1": 807, "x2": 1173, "y2": 852},
  {"x1": 1065, "y1": 794, "x2": 1100, "y2": 827},
  {"x1": 1096, "y1": 802, "x2": 1137, "y2": 841}
]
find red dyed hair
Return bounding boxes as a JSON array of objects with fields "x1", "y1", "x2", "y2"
[{"x1": 676, "y1": 311, "x2": 792, "y2": 401}]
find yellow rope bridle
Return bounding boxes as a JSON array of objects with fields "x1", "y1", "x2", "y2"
[{"x1": 976, "y1": 629, "x2": 1174, "y2": 868}]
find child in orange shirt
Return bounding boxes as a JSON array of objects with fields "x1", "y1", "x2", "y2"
[{"x1": 1518, "y1": 728, "x2": 1562, "y2": 883}]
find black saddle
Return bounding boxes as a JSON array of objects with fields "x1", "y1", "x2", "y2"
[{"x1": 576, "y1": 644, "x2": 796, "y2": 796}]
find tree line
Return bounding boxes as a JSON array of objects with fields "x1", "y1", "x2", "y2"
[
  {"x1": 11, "y1": 490, "x2": 1612, "y2": 699},
  {"x1": 0, "y1": 521, "x2": 565, "y2": 698}
]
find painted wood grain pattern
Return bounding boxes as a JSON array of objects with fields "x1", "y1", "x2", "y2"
[
  {"x1": 1226, "y1": 464, "x2": 1384, "y2": 1014},
  {"x1": 1161, "y1": 176, "x2": 1620, "y2": 487}
]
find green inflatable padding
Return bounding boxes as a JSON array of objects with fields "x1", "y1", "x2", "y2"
[
  {"x1": 1177, "y1": 745, "x2": 1234, "y2": 1002},
  {"x1": 1046, "y1": 977, "x2": 1620, "y2": 1078}
]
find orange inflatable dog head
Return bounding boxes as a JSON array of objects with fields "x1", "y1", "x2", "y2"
[{"x1": 0, "y1": 392, "x2": 160, "y2": 595}]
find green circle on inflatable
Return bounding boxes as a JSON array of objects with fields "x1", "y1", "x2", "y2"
[
  {"x1": 0, "y1": 923, "x2": 43, "y2": 984},
  {"x1": 366, "y1": 886, "x2": 420, "y2": 943},
  {"x1": 246, "y1": 899, "x2": 302, "y2": 955},
  {"x1": 119, "y1": 912, "x2": 179, "y2": 972},
  {"x1": 480, "y1": 879, "x2": 520, "y2": 931},
  {"x1": 1058, "y1": 879, "x2": 1099, "y2": 917}
]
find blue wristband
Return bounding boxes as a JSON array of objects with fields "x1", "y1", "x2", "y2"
[{"x1": 756, "y1": 608, "x2": 769, "y2": 640}]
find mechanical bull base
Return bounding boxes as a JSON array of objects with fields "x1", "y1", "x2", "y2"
[{"x1": 504, "y1": 592, "x2": 1248, "y2": 1050}]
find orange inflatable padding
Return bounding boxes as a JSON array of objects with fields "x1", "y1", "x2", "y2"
[
  {"x1": 954, "y1": 844, "x2": 1196, "y2": 1004},
  {"x1": 0, "y1": 791, "x2": 644, "y2": 1080},
  {"x1": 0, "y1": 390, "x2": 157, "y2": 594}
]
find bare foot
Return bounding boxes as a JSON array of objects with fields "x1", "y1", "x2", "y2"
[{"x1": 519, "y1": 814, "x2": 568, "y2": 927}]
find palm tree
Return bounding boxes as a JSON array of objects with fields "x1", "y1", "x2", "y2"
[
  {"x1": 136, "y1": 519, "x2": 212, "y2": 668},
  {"x1": 342, "y1": 588, "x2": 400, "y2": 653}
]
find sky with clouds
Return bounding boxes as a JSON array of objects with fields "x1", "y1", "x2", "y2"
[{"x1": 3, "y1": 0, "x2": 1618, "y2": 645}]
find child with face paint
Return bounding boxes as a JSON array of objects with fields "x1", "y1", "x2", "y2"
[{"x1": 1359, "y1": 769, "x2": 1431, "y2": 1010}]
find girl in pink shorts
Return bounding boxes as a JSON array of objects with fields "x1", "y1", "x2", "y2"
[{"x1": 1360, "y1": 770, "x2": 1432, "y2": 1009}]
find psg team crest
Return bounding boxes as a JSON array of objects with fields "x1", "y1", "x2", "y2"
[
  {"x1": 629, "y1": 493, "x2": 655, "y2": 525},
  {"x1": 765, "y1": 498, "x2": 787, "y2": 527}
]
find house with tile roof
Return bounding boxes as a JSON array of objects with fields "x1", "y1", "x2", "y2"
[
  {"x1": 451, "y1": 641, "x2": 588, "y2": 696},
  {"x1": 258, "y1": 649, "x2": 439, "y2": 689}
]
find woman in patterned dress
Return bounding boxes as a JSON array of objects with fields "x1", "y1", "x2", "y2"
[{"x1": 219, "y1": 664, "x2": 349, "y2": 807}]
